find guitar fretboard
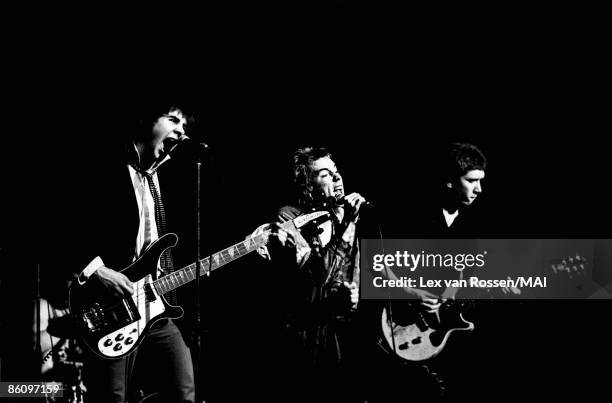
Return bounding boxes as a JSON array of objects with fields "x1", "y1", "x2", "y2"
[
  {"x1": 152, "y1": 233, "x2": 267, "y2": 296},
  {"x1": 149, "y1": 210, "x2": 329, "y2": 297}
]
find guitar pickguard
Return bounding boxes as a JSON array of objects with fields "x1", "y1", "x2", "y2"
[
  {"x1": 381, "y1": 305, "x2": 474, "y2": 362},
  {"x1": 79, "y1": 275, "x2": 167, "y2": 358}
]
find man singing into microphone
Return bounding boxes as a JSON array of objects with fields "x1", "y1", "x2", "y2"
[{"x1": 253, "y1": 146, "x2": 364, "y2": 402}]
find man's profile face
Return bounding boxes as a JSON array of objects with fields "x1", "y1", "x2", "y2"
[
  {"x1": 308, "y1": 157, "x2": 344, "y2": 200},
  {"x1": 452, "y1": 169, "x2": 485, "y2": 206},
  {"x1": 150, "y1": 109, "x2": 188, "y2": 158}
]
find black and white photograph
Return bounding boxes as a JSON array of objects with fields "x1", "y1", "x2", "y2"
[{"x1": 1, "y1": 4, "x2": 610, "y2": 402}]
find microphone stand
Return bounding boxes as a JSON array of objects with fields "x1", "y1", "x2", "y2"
[
  {"x1": 193, "y1": 143, "x2": 212, "y2": 403},
  {"x1": 171, "y1": 137, "x2": 209, "y2": 403},
  {"x1": 169, "y1": 136, "x2": 212, "y2": 403},
  {"x1": 194, "y1": 157, "x2": 203, "y2": 403}
]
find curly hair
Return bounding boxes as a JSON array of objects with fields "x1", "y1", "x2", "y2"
[{"x1": 291, "y1": 146, "x2": 332, "y2": 206}]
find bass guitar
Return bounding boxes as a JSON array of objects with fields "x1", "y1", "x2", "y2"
[{"x1": 69, "y1": 211, "x2": 329, "y2": 359}]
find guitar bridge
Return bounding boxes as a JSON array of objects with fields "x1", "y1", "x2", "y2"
[{"x1": 82, "y1": 297, "x2": 141, "y2": 335}]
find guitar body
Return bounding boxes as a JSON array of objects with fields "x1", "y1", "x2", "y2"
[
  {"x1": 380, "y1": 253, "x2": 588, "y2": 362},
  {"x1": 68, "y1": 233, "x2": 183, "y2": 359},
  {"x1": 381, "y1": 301, "x2": 474, "y2": 361}
]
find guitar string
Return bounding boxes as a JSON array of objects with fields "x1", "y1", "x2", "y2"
[
  {"x1": 104, "y1": 254, "x2": 582, "y2": 317},
  {"x1": 128, "y1": 215, "x2": 323, "y2": 296},
  {"x1": 85, "y1": 214, "x2": 328, "y2": 317},
  {"x1": 90, "y1": 231, "x2": 273, "y2": 316}
]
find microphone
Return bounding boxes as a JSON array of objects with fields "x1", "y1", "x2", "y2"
[
  {"x1": 328, "y1": 195, "x2": 375, "y2": 209},
  {"x1": 178, "y1": 135, "x2": 210, "y2": 152},
  {"x1": 165, "y1": 135, "x2": 210, "y2": 159}
]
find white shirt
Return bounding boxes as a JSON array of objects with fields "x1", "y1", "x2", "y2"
[
  {"x1": 78, "y1": 149, "x2": 170, "y2": 284},
  {"x1": 442, "y1": 207, "x2": 459, "y2": 228},
  {"x1": 129, "y1": 165, "x2": 161, "y2": 260}
]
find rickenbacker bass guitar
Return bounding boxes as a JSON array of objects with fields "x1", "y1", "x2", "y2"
[
  {"x1": 380, "y1": 254, "x2": 588, "y2": 362},
  {"x1": 69, "y1": 211, "x2": 329, "y2": 359}
]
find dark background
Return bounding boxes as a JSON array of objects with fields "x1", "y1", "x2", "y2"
[{"x1": 1, "y1": 6, "x2": 610, "y2": 401}]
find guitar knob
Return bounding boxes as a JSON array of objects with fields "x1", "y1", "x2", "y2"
[
  {"x1": 115, "y1": 334, "x2": 125, "y2": 342},
  {"x1": 103, "y1": 339, "x2": 113, "y2": 347},
  {"x1": 113, "y1": 344, "x2": 123, "y2": 351},
  {"x1": 125, "y1": 337, "x2": 134, "y2": 345}
]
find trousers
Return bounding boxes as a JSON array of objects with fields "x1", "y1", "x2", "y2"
[{"x1": 84, "y1": 319, "x2": 195, "y2": 403}]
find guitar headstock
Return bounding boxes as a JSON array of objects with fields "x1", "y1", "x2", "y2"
[
  {"x1": 293, "y1": 211, "x2": 331, "y2": 229},
  {"x1": 545, "y1": 253, "x2": 591, "y2": 296},
  {"x1": 549, "y1": 254, "x2": 588, "y2": 280}
]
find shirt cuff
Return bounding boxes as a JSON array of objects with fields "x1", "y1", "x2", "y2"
[{"x1": 77, "y1": 256, "x2": 104, "y2": 285}]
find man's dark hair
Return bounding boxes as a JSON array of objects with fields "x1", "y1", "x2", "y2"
[
  {"x1": 126, "y1": 97, "x2": 196, "y2": 141},
  {"x1": 444, "y1": 142, "x2": 487, "y2": 180},
  {"x1": 137, "y1": 98, "x2": 196, "y2": 128},
  {"x1": 291, "y1": 146, "x2": 332, "y2": 206}
]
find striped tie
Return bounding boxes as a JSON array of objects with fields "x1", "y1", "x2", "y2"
[{"x1": 145, "y1": 172, "x2": 178, "y2": 306}]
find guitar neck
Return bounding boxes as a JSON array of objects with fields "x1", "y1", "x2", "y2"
[
  {"x1": 152, "y1": 232, "x2": 267, "y2": 296},
  {"x1": 150, "y1": 210, "x2": 329, "y2": 297}
]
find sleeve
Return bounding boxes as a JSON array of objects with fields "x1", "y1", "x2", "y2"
[
  {"x1": 76, "y1": 256, "x2": 105, "y2": 285},
  {"x1": 278, "y1": 205, "x2": 355, "y2": 285},
  {"x1": 276, "y1": 206, "x2": 312, "y2": 269},
  {"x1": 278, "y1": 206, "x2": 357, "y2": 316}
]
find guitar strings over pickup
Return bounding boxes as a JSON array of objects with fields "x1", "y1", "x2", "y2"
[
  {"x1": 82, "y1": 303, "x2": 103, "y2": 332},
  {"x1": 143, "y1": 283, "x2": 157, "y2": 303}
]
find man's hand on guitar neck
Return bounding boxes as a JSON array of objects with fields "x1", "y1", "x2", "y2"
[
  {"x1": 92, "y1": 267, "x2": 134, "y2": 298},
  {"x1": 501, "y1": 276, "x2": 521, "y2": 296},
  {"x1": 251, "y1": 222, "x2": 311, "y2": 267}
]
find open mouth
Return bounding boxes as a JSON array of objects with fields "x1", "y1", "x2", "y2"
[
  {"x1": 160, "y1": 137, "x2": 182, "y2": 155},
  {"x1": 163, "y1": 137, "x2": 179, "y2": 149}
]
